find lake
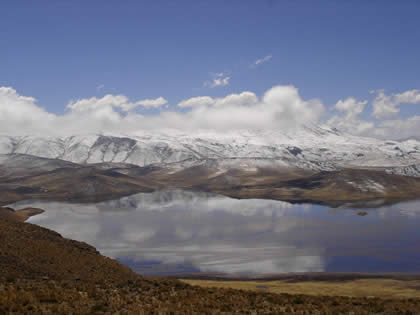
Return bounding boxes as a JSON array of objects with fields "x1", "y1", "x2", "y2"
[{"x1": 10, "y1": 190, "x2": 420, "y2": 276}]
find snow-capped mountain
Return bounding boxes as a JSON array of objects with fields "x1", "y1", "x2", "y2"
[{"x1": 1, "y1": 125, "x2": 420, "y2": 175}]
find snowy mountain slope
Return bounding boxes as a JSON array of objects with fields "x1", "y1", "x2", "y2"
[
  {"x1": 1, "y1": 125, "x2": 420, "y2": 175},
  {"x1": 386, "y1": 164, "x2": 420, "y2": 178}
]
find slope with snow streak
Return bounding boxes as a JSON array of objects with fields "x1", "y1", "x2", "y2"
[
  {"x1": 1, "y1": 125, "x2": 420, "y2": 175},
  {"x1": 386, "y1": 164, "x2": 420, "y2": 178}
]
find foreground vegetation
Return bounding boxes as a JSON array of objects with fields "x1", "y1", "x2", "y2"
[
  {"x1": 3, "y1": 278, "x2": 420, "y2": 314},
  {"x1": 1, "y1": 216, "x2": 420, "y2": 313}
]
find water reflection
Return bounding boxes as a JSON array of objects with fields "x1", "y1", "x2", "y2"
[{"x1": 10, "y1": 190, "x2": 420, "y2": 275}]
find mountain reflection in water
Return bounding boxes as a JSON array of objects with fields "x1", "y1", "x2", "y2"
[{"x1": 11, "y1": 190, "x2": 420, "y2": 276}]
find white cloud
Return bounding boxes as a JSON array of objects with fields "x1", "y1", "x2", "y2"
[
  {"x1": 96, "y1": 84, "x2": 105, "y2": 91},
  {"x1": 326, "y1": 90, "x2": 420, "y2": 140},
  {"x1": 0, "y1": 85, "x2": 324, "y2": 136},
  {"x1": 214, "y1": 91, "x2": 258, "y2": 107},
  {"x1": 253, "y1": 55, "x2": 272, "y2": 67},
  {"x1": 212, "y1": 76, "x2": 230, "y2": 87},
  {"x1": 178, "y1": 96, "x2": 215, "y2": 108},
  {"x1": 178, "y1": 92, "x2": 258, "y2": 108},
  {"x1": 204, "y1": 72, "x2": 230, "y2": 88},
  {"x1": 372, "y1": 90, "x2": 400, "y2": 118},
  {"x1": 3, "y1": 85, "x2": 420, "y2": 140},
  {"x1": 335, "y1": 97, "x2": 367, "y2": 117},
  {"x1": 175, "y1": 86, "x2": 323, "y2": 131},
  {"x1": 67, "y1": 94, "x2": 134, "y2": 112},
  {"x1": 372, "y1": 89, "x2": 420, "y2": 119},
  {"x1": 395, "y1": 89, "x2": 420, "y2": 103},
  {"x1": 67, "y1": 94, "x2": 167, "y2": 113},
  {"x1": 327, "y1": 98, "x2": 374, "y2": 135},
  {"x1": 262, "y1": 85, "x2": 324, "y2": 125},
  {"x1": 0, "y1": 87, "x2": 56, "y2": 135},
  {"x1": 135, "y1": 97, "x2": 168, "y2": 109},
  {"x1": 160, "y1": 85, "x2": 323, "y2": 131}
]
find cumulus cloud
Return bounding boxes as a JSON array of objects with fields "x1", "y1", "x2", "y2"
[
  {"x1": 158, "y1": 85, "x2": 323, "y2": 131},
  {"x1": 326, "y1": 89, "x2": 420, "y2": 140},
  {"x1": 0, "y1": 87, "x2": 56, "y2": 134},
  {"x1": 173, "y1": 85, "x2": 323, "y2": 131},
  {"x1": 4, "y1": 85, "x2": 420, "y2": 140},
  {"x1": 135, "y1": 97, "x2": 168, "y2": 109},
  {"x1": 68, "y1": 94, "x2": 134, "y2": 112},
  {"x1": 395, "y1": 89, "x2": 420, "y2": 103},
  {"x1": 67, "y1": 94, "x2": 168, "y2": 113},
  {"x1": 262, "y1": 85, "x2": 324, "y2": 125},
  {"x1": 204, "y1": 72, "x2": 230, "y2": 88},
  {"x1": 253, "y1": 55, "x2": 272, "y2": 67},
  {"x1": 217, "y1": 92, "x2": 259, "y2": 107},
  {"x1": 327, "y1": 98, "x2": 374, "y2": 135},
  {"x1": 177, "y1": 96, "x2": 215, "y2": 108},
  {"x1": 0, "y1": 85, "x2": 325, "y2": 136},
  {"x1": 335, "y1": 97, "x2": 367, "y2": 116},
  {"x1": 178, "y1": 92, "x2": 258, "y2": 108},
  {"x1": 372, "y1": 89, "x2": 420, "y2": 119}
]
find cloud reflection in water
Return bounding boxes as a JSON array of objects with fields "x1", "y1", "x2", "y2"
[{"x1": 11, "y1": 190, "x2": 420, "y2": 275}]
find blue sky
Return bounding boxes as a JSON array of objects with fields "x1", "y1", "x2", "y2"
[{"x1": 1, "y1": 1, "x2": 420, "y2": 138}]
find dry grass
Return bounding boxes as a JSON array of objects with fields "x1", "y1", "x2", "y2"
[
  {"x1": 182, "y1": 279, "x2": 420, "y2": 299},
  {"x1": 3, "y1": 277, "x2": 420, "y2": 314}
]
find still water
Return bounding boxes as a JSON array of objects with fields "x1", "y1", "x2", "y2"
[{"x1": 11, "y1": 190, "x2": 420, "y2": 276}]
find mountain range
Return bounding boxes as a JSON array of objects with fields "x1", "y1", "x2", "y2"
[{"x1": 1, "y1": 125, "x2": 420, "y2": 206}]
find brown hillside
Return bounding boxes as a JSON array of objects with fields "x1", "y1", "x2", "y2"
[{"x1": 0, "y1": 207, "x2": 44, "y2": 222}]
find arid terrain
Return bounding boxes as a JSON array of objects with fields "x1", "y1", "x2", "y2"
[
  {"x1": 2, "y1": 153, "x2": 420, "y2": 208},
  {"x1": 1, "y1": 211, "x2": 420, "y2": 314}
]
